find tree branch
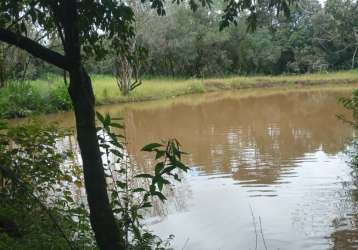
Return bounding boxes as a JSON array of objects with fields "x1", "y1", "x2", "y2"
[{"x1": 0, "y1": 28, "x2": 69, "y2": 71}]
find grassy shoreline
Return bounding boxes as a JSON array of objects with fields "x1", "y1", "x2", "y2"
[
  {"x1": 91, "y1": 70, "x2": 358, "y2": 104},
  {"x1": 2, "y1": 70, "x2": 358, "y2": 118}
]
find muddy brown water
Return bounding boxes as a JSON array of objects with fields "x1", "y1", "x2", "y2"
[{"x1": 13, "y1": 86, "x2": 358, "y2": 249}]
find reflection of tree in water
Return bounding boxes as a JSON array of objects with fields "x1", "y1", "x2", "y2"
[
  {"x1": 62, "y1": 132, "x2": 193, "y2": 219},
  {"x1": 330, "y1": 214, "x2": 358, "y2": 250},
  {"x1": 330, "y1": 142, "x2": 358, "y2": 250},
  {"x1": 329, "y1": 186, "x2": 358, "y2": 250},
  {"x1": 123, "y1": 90, "x2": 353, "y2": 186}
]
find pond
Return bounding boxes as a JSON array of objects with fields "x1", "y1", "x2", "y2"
[{"x1": 19, "y1": 86, "x2": 358, "y2": 250}]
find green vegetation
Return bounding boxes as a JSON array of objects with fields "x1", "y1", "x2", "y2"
[
  {"x1": 1, "y1": 0, "x2": 357, "y2": 248},
  {"x1": 0, "y1": 80, "x2": 71, "y2": 118},
  {"x1": 84, "y1": 71, "x2": 358, "y2": 103},
  {"x1": 1, "y1": 71, "x2": 357, "y2": 119},
  {"x1": 2, "y1": 0, "x2": 357, "y2": 83},
  {"x1": 91, "y1": 70, "x2": 358, "y2": 103},
  {"x1": 0, "y1": 113, "x2": 189, "y2": 249}
]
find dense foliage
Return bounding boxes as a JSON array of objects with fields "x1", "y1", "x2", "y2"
[
  {"x1": 133, "y1": 0, "x2": 358, "y2": 76},
  {"x1": 1, "y1": 0, "x2": 357, "y2": 81},
  {"x1": 0, "y1": 80, "x2": 72, "y2": 118}
]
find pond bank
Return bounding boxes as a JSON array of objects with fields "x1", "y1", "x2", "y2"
[
  {"x1": 2, "y1": 70, "x2": 358, "y2": 118},
  {"x1": 90, "y1": 70, "x2": 358, "y2": 105}
]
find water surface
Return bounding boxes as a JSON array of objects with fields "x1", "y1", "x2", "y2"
[
  {"x1": 18, "y1": 86, "x2": 358, "y2": 250},
  {"x1": 120, "y1": 87, "x2": 358, "y2": 250}
]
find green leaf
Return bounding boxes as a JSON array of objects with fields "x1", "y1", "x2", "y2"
[
  {"x1": 157, "y1": 180, "x2": 163, "y2": 191},
  {"x1": 155, "y1": 162, "x2": 164, "y2": 175},
  {"x1": 162, "y1": 165, "x2": 176, "y2": 175},
  {"x1": 116, "y1": 181, "x2": 126, "y2": 189},
  {"x1": 96, "y1": 112, "x2": 106, "y2": 124},
  {"x1": 173, "y1": 160, "x2": 190, "y2": 171},
  {"x1": 105, "y1": 113, "x2": 111, "y2": 125},
  {"x1": 141, "y1": 143, "x2": 163, "y2": 152},
  {"x1": 110, "y1": 122, "x2": 124, "y2": 129},
  {"x1": 155, "y1": 150, "x2": 166, "y2": 159},
  {"x1": 152, "y1": 191, "x2": 167, "y2": 201}
]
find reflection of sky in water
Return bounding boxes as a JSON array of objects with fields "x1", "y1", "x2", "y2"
[
  {"x1": 117, "y1": 89, "x2": 357, "y2": 250},
  {"x1": 15, "y1": 87, "x2": 358, "y2": 249},
  {"x1": 149, "y1": 151, "x2": 355, "y2": 250}
]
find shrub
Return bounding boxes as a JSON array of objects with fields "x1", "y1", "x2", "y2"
[
  {"x1": 48, "y1": 83, "x2": 72, "y2": 111},
  {"x1": 0, "y1": 81, "x2": 73, "y2": 119},
  {"x1": 0, "y1": 81, "x2": 46, "y2": 118}
]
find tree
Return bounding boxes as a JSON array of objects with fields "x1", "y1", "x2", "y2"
[
  {"x1": 0, "y1": 0, "x2": 292, "y2": 249},
  {"x1": 312, "y1": 0, "x2": 358, "y2": 70},
  {"x1": 114, "y1": 41, "x2": 146, "y2": 96}
]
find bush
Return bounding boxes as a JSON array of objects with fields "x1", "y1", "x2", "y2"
[
  {"x1": 0, "y1": 81, "x2": 46, "y2": 118},
  {"x1": 48, "y1": 83, "x2": 72, "y2": 111},
  {"x1": 0, "y1": 81, "x2": 72, "y2": 119}
]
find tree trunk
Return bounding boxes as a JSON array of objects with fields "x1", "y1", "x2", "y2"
[
  {"x1": 62, "y1": 1, "x2": 124, "y2": 248},
  {"x1": 68, "y1": 66, "x2": 124, "y2": 250}
]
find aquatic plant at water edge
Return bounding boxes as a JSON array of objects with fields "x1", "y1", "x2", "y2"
[{"x1": 96, "y1": 112, "x2": 189, "y2": 249}]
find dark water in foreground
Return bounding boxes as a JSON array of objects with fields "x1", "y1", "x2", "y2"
[{"x1": 17, "y1": 86, "x2": 358, "y2": 250}]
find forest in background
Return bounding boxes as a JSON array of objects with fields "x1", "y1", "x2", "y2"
[{"x1": 0, "y1": 0, "x2": 357, "y2": 86}]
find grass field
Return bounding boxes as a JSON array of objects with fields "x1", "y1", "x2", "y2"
[{"x1": 32, "y1": 70, "x2": 358, "y2": 105}]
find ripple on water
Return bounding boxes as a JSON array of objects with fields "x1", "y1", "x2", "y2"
[{"x1": 114, "y1": 88, "x2": 358, "y2": 249}]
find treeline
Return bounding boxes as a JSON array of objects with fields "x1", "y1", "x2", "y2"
[
  {"x1": 132, "y1": 0, "x2": 358, "y2": 76},
  {"x1": 1, "y1": 0, "x2": 357, "y2": 82}
]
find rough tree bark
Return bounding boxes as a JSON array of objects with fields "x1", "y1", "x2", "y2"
[{"x1": 68, "y1": 67, "x2": 124, "y2": 250}]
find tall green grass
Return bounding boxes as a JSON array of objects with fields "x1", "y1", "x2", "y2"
[
  {"x1": 91, "y1": 75, "x2": 205, "y2": 104},
  {"x1": 92, "y1": 70, "x2": 358, "y2": 103},
  {"x1": 0, "y1": 80, "x2": 71, "y2": 118}
]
